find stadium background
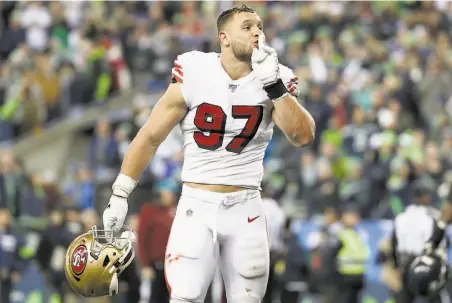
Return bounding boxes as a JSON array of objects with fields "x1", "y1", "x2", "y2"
[{"x1": 2, "y1": 1, "x2": 452, "y2": 302}]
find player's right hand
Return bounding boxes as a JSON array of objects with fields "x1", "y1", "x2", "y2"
[
  {"x1": 251, "y1": 34, "x2": 280, "y2": 87},
  {"x1": 103, "y1": 194, "x2": 128, "y2": 233}
]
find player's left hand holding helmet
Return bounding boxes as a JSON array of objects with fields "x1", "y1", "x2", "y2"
[
  {"x1": 64, "y1": 225, "x2": 136, "y2": 297},
  {"x1": 406, "y1": 249, "x2": 449, "y2": 298},
  {"x1": 103, "y1": 174, "x2": 137, "y2": 233}
]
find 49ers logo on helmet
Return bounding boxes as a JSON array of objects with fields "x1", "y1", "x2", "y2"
[{"x1": 71, "y1": 245, "x2": 88, "y2": 275}]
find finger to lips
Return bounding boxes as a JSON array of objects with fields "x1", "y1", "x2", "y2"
[
  {"x1": 252, "y1": 47, "x2": 265, "y2": 63},
  {"x1": 258, "y1": 34, "x2": 265, "y2": 49}
]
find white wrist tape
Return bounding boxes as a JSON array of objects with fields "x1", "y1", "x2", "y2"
[{"x1": 112, "y1": 174, "x2": 138, "y2": 198}]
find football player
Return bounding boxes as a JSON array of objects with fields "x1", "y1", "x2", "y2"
[
  {"x1": 409, "y1": 183, "x2": 452, "y2": 299},
  {"x1": 102, "y1": 5, "x2": 315, "y2": 303}
]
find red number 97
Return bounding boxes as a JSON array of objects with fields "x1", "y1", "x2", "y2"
[
  {"x1": 193, "y1": 103, "x2": 226, "y2": 151},
  {"x1": 193, "y1": 103, "x2": 263, "y2": 154}
]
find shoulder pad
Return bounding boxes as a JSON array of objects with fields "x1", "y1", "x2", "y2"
[
  {"x1": 171, "y1": 51, "x2": 211, "y2": 84},
  {"x1": 172, "y1": 51, "x2": 195, "y2": 84},
  {"x1": 279, "y1": 64, "x2": 299, "y2": 97}
]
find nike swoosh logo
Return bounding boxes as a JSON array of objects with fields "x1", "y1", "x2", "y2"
[{"x1": 248, "y1": 216, "x2": 260, "y2": 223}]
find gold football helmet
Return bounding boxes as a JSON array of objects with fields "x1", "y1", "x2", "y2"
[{"x1": 64, "y1": 226, "x2": 136, "y2": 297}]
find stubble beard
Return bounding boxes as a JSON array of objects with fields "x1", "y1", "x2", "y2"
[{"x1": 231, "y1": 41, "x2": 252, "y2": 62}]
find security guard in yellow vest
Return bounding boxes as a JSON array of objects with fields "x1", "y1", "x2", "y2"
[
  {"x1": 337, "y1": 229, "x2": 368, "y2": 275},
  {"x1": 332, "y1": 206, "x2": 369, "y2": 303}
]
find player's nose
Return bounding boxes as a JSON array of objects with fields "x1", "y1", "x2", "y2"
[
  {"x1": 254, "y1": 31, "x2": 262, "y2": 38},
  {"x1": 252, "y1": 26, "x2": 262, "y2": 37}
]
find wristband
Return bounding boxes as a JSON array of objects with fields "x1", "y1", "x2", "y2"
[
  {"x1": 112, "y1": 174, "x2": 138, "y2": 198},
  {"x1": 264, "y1": 79, "x2": 288, "y2": 101}
]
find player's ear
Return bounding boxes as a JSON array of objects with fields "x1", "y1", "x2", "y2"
[{"x1": 219, "y1": 31, "x2": 230, "y2": 47}]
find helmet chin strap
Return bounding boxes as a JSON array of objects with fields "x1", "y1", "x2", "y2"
[
  {"x1": 107, "y1": 240, "x2": 134, "y2": 297},
  {"x1": 108, "y1": 238, "x2": 134, "y2": 275},
  {"x1": 121, "y1": 248, "x2": 135, "y2": 271},
  {"x1": 109, "y1": 273, "x2": 118, "y2": 296}
]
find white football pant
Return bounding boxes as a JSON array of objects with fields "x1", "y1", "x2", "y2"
[{"x1": 165, "y1": 184, "x2": 270, "y2": 303}]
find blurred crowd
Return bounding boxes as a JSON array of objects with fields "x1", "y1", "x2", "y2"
[
  {"x1": 2, "y1": 1, "x2": 452, "y2": 302},
  {"x1": 287, "y1": 1, "x2": 452, "y2": 221}
]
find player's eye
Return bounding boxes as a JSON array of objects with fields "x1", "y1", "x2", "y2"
[{"x1": 243, "y1": 26, "x2": 250, "y2": 30}]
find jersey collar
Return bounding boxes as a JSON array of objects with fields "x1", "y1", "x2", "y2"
[{"x1": 217, "y1": 55, "x2": 257, "y2": 88}]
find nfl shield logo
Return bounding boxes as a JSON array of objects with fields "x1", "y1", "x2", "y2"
[{"x1": 229, "y1": 84, "x2": 237, "y2": 92}]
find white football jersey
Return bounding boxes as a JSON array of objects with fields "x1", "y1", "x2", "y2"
[
  {"x1": 394, "y1": 205, "x2": 445, "y2": 255},
  {"x1": 171, "y1": 51, "x2": 299, "y2": 189}
]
